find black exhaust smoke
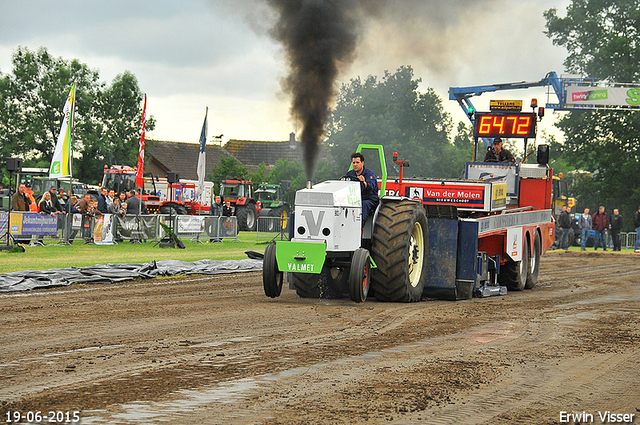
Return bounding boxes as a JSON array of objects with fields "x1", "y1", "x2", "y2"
[{"x1": 267, "y1": 0, "x2": 359, "y2": 181}]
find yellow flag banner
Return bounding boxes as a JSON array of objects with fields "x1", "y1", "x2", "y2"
[{"x1": 49, "y1": 83, "x2": 76, "y2": 178}]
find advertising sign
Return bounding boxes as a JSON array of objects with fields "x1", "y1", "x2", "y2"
[
  {"x1": 3, "y1": 212, "x2": 57, "y2": 236},
  {"x1": 566, "y1": 86, "x2": 640, "y2": 107},
  {"x1": 405, "y1": 183, "x2": 486, "y2": 209}
]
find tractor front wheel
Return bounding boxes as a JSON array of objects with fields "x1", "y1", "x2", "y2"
[
  {"x1": 263, "y1": 242, "x2": 283, "y2": 298},
  {"x1": 291, "y1": 266, "x2": 348, "y2": 299},
  {"x1": 349, "y1": 248, "x2": 370, "y2": 303}
]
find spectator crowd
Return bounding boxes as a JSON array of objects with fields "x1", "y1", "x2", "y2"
[{"x1": 559, "y1": 204, "x2": 640, "y2": 253}]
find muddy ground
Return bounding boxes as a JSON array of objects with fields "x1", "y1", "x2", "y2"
[{"x1": 1, "y1": 251, "x2": 639, "y2": 425}]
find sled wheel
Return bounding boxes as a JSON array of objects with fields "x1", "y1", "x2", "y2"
[
  {"x1": 500, "y1": 236, "x2": 530, "y2": 291},
  {"x1": 526, "y1": 232, "x2": 541, "y2": 289}
]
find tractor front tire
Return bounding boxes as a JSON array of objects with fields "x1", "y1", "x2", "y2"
[
  {"x1": 263, "y1": 242, "x2": 283, "y2": 298},
  {"x1": 371, "y1": 200, "x2": 428, "y2": 302},
  {"x1": 291, "y1": 266, "x2": 348, "y2": 299},
  {"x1": 349, "y1": 248, "x2": 371, "y2": 303},
  {"x1": 236, "y1": 204, "x2": 257, "y2": 231},
  {"x1": 159, "y1": 203, "x2": 185, "y2": 215}
]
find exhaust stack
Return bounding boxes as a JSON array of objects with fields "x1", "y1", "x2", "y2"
[{"x1": 306, "y1": 180, "x2": 312, "y2": 189}]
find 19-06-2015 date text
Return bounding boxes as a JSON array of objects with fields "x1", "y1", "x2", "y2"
[{"x1": 5, "y1": 411, "x2": 80, "y2": 423}]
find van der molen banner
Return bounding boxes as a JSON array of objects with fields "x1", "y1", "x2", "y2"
[{"x1": 566, "y1": 86, "x2": 640, "y2": 106}]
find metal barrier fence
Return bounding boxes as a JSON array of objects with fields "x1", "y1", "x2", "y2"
[
  {"x1": 623, "y1": 231, "x2": 638, "y2": 249},
  {"x1": 0, "y1": 212, "x2": 238, "y2": 245},
  {"x1": 256, "y1": 215, "x2": 290, "y2": 241}
]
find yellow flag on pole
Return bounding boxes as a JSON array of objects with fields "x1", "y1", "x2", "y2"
[{"x1": 49, "y1": 83, "x2": 76, "y2": 178}]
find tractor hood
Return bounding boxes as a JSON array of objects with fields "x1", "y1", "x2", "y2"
[{"x1": 294, "y1": 180, "x2": 361, "y2": 208}]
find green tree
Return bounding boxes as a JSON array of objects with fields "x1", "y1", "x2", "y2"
[
  {"x1": 249, "y1": 163, "x2": 268, "y2": 185},
  {"x1": 545, "y1": 1, "x2": 640, "y2": 227},
  {"x1": 78, "y1": 71, "x2": 156, "y2": 182},
  {"x1": 326, "y1": 66, "x2": 469, "y2": 179},
  {"x1": 209, "y1": 156, "x2": 248, "y2": 183},
  {"x1": 0, "y1": 46, "x2": 154, "y2": 185},
  {"x1": 268, "y1": 159, "x2": 305, "y2": 190}
]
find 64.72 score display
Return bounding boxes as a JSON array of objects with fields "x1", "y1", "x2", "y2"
[{"x1": 473, "y1": 112, "x2": 537, "y2": 139}]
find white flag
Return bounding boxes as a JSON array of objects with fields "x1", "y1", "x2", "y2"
[{"x1": 196, "y1": 107, "x2": 208, "y2": 200}]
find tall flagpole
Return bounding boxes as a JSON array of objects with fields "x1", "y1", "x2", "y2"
[
  {"x1": 135, "y1": 94, "x2": 147, "y2": 190},
  {"x1": 69, "y1": 82, "x2": 77, "y2": 196}
]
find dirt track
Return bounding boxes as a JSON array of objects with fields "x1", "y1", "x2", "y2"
[{"x1": 1, "y1": 251, "x2": 639, "y2": 424}]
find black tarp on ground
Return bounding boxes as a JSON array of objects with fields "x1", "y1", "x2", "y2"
[{"x1": 0, "y1": 259, "x2": 263, "y2": 293}]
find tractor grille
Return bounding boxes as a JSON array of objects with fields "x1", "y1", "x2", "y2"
[{"x1": 295, "y1": 192, "x2": 334, "y2": 207}]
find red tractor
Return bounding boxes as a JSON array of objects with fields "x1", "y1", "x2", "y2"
[
  {"x1": 102, "y1": 165, "x2": 161, "y2": 213},
  {"x1": 219, "y1": 179, "x2": 259, "y2": 231}
]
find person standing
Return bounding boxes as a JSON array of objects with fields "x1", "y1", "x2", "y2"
[
  {"x1": 97, "y1": 187, "x2": 109, "y2": 214},
  {"x1": 208, "y1": 195, "x2": 224, "y2": 243},
  {"x1": 106, "y1": 189, "x2": 117, "y2": 214},
  {"x1": 64, "y1": 195, "x2": 79, "y2": 243},
  {"x1": 578, "y1": 208, "x2": 592, "y2": 251},
  {"x1": 11, "y1": 183, "x2": 30, "y2": 212},
  {"x1": 592, "y1": 206, "x2": 609, "y2": 251},
  {"x1": 76, "y1": 193, "x2": 94, "y2": 244},
  {"x1": 634, "y1": 206, "x2": 640, "y2": 253},
  {"x1": 125, "y1": 190, "x2": 141, "y2": 215},
  {"x1": 558, "y1": 205, "x2": 572, "y2": 250},
  {"x1": 48, "y1": 186, "x2": 64, "y2": 213},
  {"x1": 24, "y1": 183, "x2": 38, "y2": 212},
  {"x1": 346, "y1": 152, "x2": 380, "y2": 226},
  {"x1": 610, "y1": 209, "x2": 623, "y2": 251}
]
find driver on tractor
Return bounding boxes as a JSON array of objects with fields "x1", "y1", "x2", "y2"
[{"x1": 346, "y1": 152, "x2": 379, "y2": 226}]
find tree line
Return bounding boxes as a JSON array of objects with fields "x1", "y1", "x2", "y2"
[{"x1": 0, "y1": 46, "x2": 154, "y2": 186}]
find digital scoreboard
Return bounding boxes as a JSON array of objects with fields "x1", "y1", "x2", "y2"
[{"x1": 473, "y1": 112, "x2": 537, "y2": 139}]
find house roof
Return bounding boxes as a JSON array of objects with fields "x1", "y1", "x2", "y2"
[
  {"x1": 146, "y1": 140, "x2": 234, "y2": 181},
  {"x1": 145, "y1": 137, "x2": 333, "y2": 180},
  {"x1": 223, "y1": 139, "x2": 303, "y2": 168}
]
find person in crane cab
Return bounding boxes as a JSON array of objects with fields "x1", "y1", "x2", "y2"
[
  {"x1": 484, "y1": 138, "x2": 516, "y2": 163},
  {"x1": 346, "y1": 152, "x2": 379, "y2": 226}
]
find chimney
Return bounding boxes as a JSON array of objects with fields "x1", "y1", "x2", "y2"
[{"x1": 289, "y1": 132, "x2": 297, "y2": 149}]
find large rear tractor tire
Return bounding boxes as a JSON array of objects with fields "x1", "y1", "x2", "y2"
[
  {"x1": 525, "y1": 232, "x2": 541, "y2": 289},
  {"x1": 349, "y1": 248, "x2": 371, "y2": 303},
  {"x1": 371, "y1": 200, "x2": 429, "y2": 302},
  {"x1": 500, "y1": 236, "x2": 530, "y2": 291},
  {"x1": 159, "y1": 203, "x2": 186, "y2": 215},
  {"x1": 269, "y1": 205, "x2": 289, "y2": 232},
  {"x1": 263, "y1": 243, "x2": 283, "y2": 298},
  {"x1": 291, "y1": 266, "x2": 348, "y2": 299},
  {"x1": 236, "y1": 203, "x2": 257, "y2": 231}
]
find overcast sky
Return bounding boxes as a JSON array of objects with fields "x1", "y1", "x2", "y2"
[{"x1": 0, "y1": 0, "x2": 571, "y2": 146}]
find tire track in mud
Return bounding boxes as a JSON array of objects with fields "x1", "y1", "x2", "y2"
[{"x1": 0, "y1": 292, "x2": 459, "y2": 420}]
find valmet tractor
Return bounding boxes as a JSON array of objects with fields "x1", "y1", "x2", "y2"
[
  {"x1": 263, "y1": 107, "x2": 555, "y2": 303},
  {"x1": 263, "y1": 145, "x2": 432, "y2": 303}
]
